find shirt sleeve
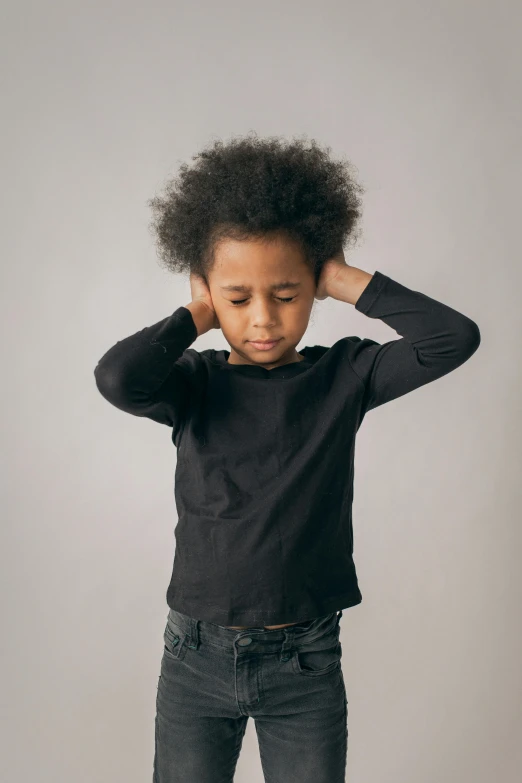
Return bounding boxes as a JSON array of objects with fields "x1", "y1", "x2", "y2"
[
  {"x1": 94, "y1": 305, "x2": 199, "y2": 430},
  {"x1": 345, "y1": 270, "x2": 481, "y2": 414}
]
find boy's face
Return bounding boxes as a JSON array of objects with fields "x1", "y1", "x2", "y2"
[{"x1": 207, "y1": 234, "x2": 317, "y2": 369}]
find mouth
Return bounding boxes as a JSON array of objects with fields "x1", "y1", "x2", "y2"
[{"x1": 248, "y1": 339, "x2": 282, "y2": 351}]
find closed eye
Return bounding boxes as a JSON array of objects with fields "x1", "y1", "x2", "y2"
[{"x1": 230, "y1": 297, "x2": 296, "y2": 306}]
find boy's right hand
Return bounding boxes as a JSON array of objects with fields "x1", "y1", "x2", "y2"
[{"x1": 185, "y1": 272, "x2": 220, "y2": 335}]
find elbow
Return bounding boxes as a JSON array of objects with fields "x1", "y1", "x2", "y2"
[
  {"x1": 460, "y1": 319, "x2": 481, "y2": 359},
  {"x1": 449, "y1": 318, "x2": 481, "y2": 367},
  {"x1": 94, "y1": 362, "x2": 125, "y2": 404}
]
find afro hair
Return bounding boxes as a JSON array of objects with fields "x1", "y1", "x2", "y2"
[{"x1": 147, "y1": 132, "x2": 365, "y2": 285}]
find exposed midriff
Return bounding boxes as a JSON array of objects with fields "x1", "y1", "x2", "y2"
[{"x1": 225, "y1": 621, "x2": 300, "y2": 630}]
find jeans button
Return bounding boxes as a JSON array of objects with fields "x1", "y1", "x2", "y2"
[{"x1": 237, "y1": 636, "x2": 253, "y2": 646}]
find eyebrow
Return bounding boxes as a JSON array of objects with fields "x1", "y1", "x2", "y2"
[{"x1": 219, "y1": 281, "x2": 302, "y2": 293}]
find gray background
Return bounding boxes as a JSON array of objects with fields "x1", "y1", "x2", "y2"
[{"x1": 2, "y1": 1, "x2": 520, "y2": 781}]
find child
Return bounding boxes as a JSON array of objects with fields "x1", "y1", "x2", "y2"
[{"x1": 94, "y1": 133, "x2": 480, "y2": 782}]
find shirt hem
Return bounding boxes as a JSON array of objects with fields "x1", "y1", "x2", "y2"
[{"x1": 165, "y1": 589, "x2": 363, "y2": 627}]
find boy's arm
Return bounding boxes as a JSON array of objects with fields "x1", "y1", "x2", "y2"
[
  {"x1": 332, "y1": 268, "x2": 481, "y2": 413},
  {"x1": 94, "y1": 302, "x2": 211, "y2": 428}
]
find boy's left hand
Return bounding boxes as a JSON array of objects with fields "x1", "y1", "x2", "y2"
[{"x1": 314, "y1": 247, "x2": 349, "y2": 300}]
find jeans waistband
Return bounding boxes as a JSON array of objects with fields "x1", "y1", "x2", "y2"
[{"x1": 166, "y1": 608, "x2": 343, "y2": 654}]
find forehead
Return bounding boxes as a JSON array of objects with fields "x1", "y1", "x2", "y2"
[{"x1": 211, "y1": 235, "x2": 308, "y2": 279}]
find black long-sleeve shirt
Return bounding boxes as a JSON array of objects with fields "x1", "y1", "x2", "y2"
[{"x1": 94, "y1": 270, "x2": 480, "y2": 626}]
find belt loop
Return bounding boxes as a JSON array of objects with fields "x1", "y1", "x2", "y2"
[
  {"x1": 279, "y1": 625, "x2": 295, "y2": 663},
  {"x1": 187, "y1": 616, "x2": 200, "y2": 649}
]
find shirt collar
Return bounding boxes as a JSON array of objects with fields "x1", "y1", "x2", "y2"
[{"x1": 210, "y1": 348, "x2": 314, "y2": 378}]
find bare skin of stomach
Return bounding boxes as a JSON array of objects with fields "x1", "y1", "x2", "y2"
[{"x1": 225, "y1": 621, "x2": 300, "y2": 629}]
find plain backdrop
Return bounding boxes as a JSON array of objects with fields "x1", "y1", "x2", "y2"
[{"x1": 2, "y1": 1, "x2": 520, "y2": 781}]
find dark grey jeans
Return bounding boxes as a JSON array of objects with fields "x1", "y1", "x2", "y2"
[{"x1": 153, "y1": 607, "x2": 347, "y2": 782}]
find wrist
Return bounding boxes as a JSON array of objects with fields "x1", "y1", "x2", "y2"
[
  {"x1": 328, "y1": 266, "x2": 374, "y2": 306},
  {"x1": 185, "y1": 300, "x2": 215, "y2": 336}
]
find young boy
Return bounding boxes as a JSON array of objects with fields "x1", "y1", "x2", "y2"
[{"x1": 94, "y1": 134, "x2": 480, "y2": 782}]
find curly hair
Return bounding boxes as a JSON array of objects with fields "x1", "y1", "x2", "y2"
[{"x1": 147, "y1": 132, "x2": 365, "y2": 285}]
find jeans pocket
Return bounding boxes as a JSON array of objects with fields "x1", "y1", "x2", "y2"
[
  {"x1": 291, "y1": 637, "x2": 342, "y2": 677},
  {"x1": 163, "y1": 620, "x2": 187, "y2": 661}
]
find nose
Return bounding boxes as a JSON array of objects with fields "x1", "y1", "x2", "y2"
[{"x1": 251, "y1": 302, "x2": 278, "y2": 328}]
